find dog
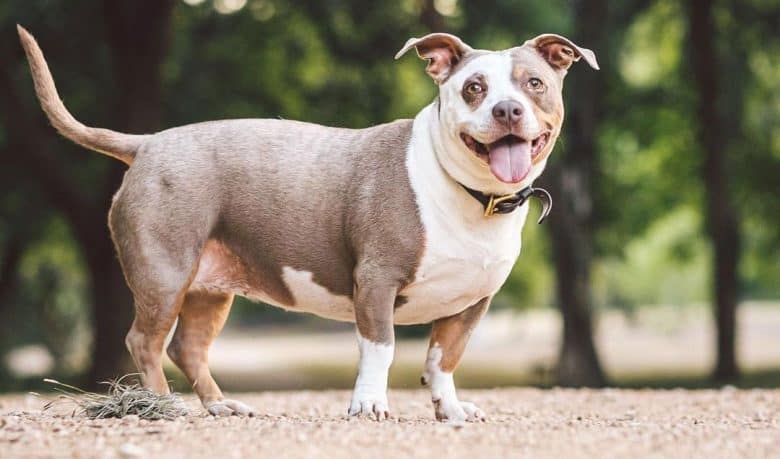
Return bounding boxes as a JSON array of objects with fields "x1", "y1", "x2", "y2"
[{"x1": 18, "y1": 25, "x2": 597, "y2": 422}]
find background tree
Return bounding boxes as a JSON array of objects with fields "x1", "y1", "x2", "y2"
[
  {"x1": 0, "y1": 0, "x2": 174, "y2": 386},
  {"x1": 686, "y1": 0, "x2": 741, "y2": 381},
  {"x1": 540, "y1": 0, "x2": 658, "y2": 386},
  {"x1": 539, "y1": 0, "x2": 608, "y2": 387}
]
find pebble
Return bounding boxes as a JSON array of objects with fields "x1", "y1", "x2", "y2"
[
  {"x1": 121, "y1": 414, "x2": 140, "y2": 424},
  {"x1": 118, "y1": 442, "x2": 145, "y2": 458}
]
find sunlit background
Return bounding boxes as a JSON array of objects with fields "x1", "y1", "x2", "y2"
[{"x1": 0, "y1": 0, "x2": 778, "y2": 392}]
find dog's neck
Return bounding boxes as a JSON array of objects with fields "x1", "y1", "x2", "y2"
[{"x1": 406, "y1": 104, "x2": 529, "y2": 228}]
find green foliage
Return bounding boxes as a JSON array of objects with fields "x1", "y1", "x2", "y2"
[
  {"x1": 594, "y1": 207, "x2": 710, "y2": 310},
  {"x1": 0, "y1": 217, "x2": 90, "y2": 375},
  {"x1": 619, "y1": 0, "x2": 683, "y2": 89}
]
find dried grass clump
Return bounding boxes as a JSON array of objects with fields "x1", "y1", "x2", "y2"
[{"x1": 43, "y1": 375, "x2": 189, "y2": 420}]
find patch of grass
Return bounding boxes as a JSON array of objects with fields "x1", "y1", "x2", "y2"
[{"x1": 42, "y1": 375, "x2": 189, "y2": 420}]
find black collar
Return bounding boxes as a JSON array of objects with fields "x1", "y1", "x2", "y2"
[{"x1": 460, "y1": 183, "x2": 552, "y2": 223}]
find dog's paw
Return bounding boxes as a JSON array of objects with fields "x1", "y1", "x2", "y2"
[
  {"x1": 433, "y1": 399, "x2": 486, "y2": 423},
  {"x1": 205, "y1": 399, "x2": 256, "y2": 417},
  {"x1": 348, "y1": 395, "x2": 390, "y2": 421}
]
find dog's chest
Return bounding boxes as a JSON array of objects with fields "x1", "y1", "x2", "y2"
[
  {"x1": 256, "y1": 201, "x2": 526, "y2": 325},
  {"x1": 394, "y1": 206, "x2": 526, "y2": 324}
]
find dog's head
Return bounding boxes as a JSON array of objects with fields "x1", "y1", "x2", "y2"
[{"x1": 396, "y1": 33, "x2": 598, "y2": 194}]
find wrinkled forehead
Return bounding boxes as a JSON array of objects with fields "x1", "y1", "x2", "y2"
[{"x1": 445, "y1": 46, "x2": 560, "y2": 89}]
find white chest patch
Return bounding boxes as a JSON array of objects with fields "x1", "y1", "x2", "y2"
[
  {"x1": 395, "y1": 107, "x2": 527, "y2": 324},
  {"x1": 394, "y1": 219, "x2": 523, "y2": 324}
]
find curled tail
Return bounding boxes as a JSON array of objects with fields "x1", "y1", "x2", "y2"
[{"x1": 16, "y1": 25, "x2": 147, "y2": 165}]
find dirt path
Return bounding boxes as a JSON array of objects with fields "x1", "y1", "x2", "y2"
[{"x1": 1, "y1": 388, "x2": 778, "y2": 458}]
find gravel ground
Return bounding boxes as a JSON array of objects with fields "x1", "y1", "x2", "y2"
[{"x1": 1, "y1": 388, "x2": 779, "y2": 459}]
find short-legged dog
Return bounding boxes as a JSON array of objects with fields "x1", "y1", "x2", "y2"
[{"x1": 18, "y1": 26, "x2": 597, "y2": 421}]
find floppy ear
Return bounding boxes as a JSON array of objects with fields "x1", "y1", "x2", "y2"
[
  {"x1": 525, "y1": 34, "x2": 599, "y2": 73},
  {"x1": 394, "y1": 33, "x2": 473, "y2": 84}
]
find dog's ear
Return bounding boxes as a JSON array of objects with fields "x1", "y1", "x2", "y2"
[
  {"x1": 526, "y1": 34, "x2": 599, "y2": 73},
  {"x1": 395, "y1": 33, "x2": 473, "y2": 84}
]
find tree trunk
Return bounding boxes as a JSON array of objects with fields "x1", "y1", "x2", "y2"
[
  {"x1": 687, "y1": 0, "x2": 741, "y2": 382},
  {"x1": 81, "y1": 225, "x2": 137, "y2": 384},
  {"x1": 102, "y1": 0, "x2": 174, "y2": 133},
  {"x1": 0, "y1": 231, "x2": 27, "y2": 304},
  {"x1": 546, "y1": 166, "x2": 605, "y2": 387},
  {"x1": 82, "y1": 0, "x2": 176, "y2": 385},
  {"x1": 542, "y1": 0, "x2": 607, "y2": 387}
]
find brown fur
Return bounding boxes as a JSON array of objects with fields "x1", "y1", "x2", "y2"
[
  {"x1": 461, "y1": 73, "x2": 489, "y2": 109},
  {"x1": 166, "y1": 291, "x2": 234, "y2": 404},
  {"x1": 106, "y1": 118, "x2": 423, "y2": 394},
  {"x1": 394, "y1": 33, "x2": 478, "y2": 84},
  {"x1": 16, "y1": 25, "x2": 147, "y2": 164},
  {"x1": 526, "y1": 34, "x2": 600, "y2": 73},
  {"x1": 428, "y1": 297, "x2": 491, "y2": 372}
]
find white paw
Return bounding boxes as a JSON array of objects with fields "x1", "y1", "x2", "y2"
[
  {"x1": 205, "y1": 399, "x2": 256, "y2": 417},
  {"x1": 348, "y1": 394, "x2": 390, "y2": 420},
  {"x1": 433, "y1": 399, "x2": 486, "y2": 423}
]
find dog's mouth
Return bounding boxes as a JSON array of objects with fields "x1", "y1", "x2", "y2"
[{"x1": 460, "y1": 132, "x2": 550, "y2": 183}]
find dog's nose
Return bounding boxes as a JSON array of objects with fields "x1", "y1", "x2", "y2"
[{"x1": 492, "y1": 100, "x2": 524, "y2": 126}]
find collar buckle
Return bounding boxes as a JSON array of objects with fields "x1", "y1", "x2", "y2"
[{"x1": 484, "y1": 193, "x2": 520, "y2": 217}]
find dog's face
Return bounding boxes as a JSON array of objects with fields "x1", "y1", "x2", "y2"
[{"x1": 396, "y1": 34, "x2": 598, "y2": 194}]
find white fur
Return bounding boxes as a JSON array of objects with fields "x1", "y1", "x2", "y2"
[
  {"x1": 206, "y1": 399, "x2": 256, "y2": 417},
  {"x1": 424, "y1": 345, "x2": 457, "y2": 402},
  {"x1": 280, "y1": 267, "x2": 354, "y2": 321},
  {"x1": 394, "y1": 104, "x2": 528, "y2": 324},
  {"x1": 424, "y1": 344, "x2": 485, "y2": 422},
  {"x1": 349, "y1": 333, "x2": 394, "y2": 417}
]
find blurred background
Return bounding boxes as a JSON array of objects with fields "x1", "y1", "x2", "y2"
[{"x1": 0, "y1": 0, "x2": 778, "y2": 392}]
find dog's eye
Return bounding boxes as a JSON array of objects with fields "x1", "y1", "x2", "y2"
[
  {"x1": 526, "y1": 78, "x2": 545, "y2": 92},
  {"x1": 465, "y1": 82, "x2": 485, "y2": 95}
]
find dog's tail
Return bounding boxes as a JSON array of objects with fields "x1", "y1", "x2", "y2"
[{"x1": 16, "y1": 25, "x2": 147, "y2": 165}]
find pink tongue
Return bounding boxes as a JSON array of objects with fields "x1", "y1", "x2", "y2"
[{"x1": 488, "y1": 139, "x2": 532, "y2": 183}]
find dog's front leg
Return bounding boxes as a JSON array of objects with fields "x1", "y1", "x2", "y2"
[
  {"x1": 348, "y1": 266, "x2": 397, "y2": 420},
  {"x1": 423, "y1": 297, "x2": 490, "y2": 422}
]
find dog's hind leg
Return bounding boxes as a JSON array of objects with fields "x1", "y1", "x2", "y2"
[
  {"x1": 121, "y1": 255, "x2": 200, "y2": 394},
  {"x1": 109, "y1": 182, "x2": 213, "y2": 396},
  {"x1": 124, "y1": 285, "x2": 190, "y2": 395},
  {"x1": 118, "y1": 245, "x2": 201, "y2": 394},
  {"x1": 167, "y1": 291, "x2": 254, "y2": 417}
]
